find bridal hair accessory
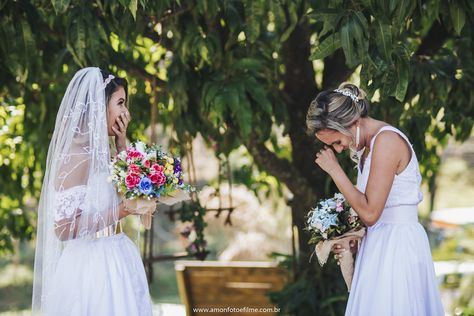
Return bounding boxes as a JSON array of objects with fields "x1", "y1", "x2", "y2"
[
  {"x1": 102, "y1": 74, "x2": 115, "y2": 89},
  {"x1": 334, "y1": 88, "x2": 360, "y2": 103}
]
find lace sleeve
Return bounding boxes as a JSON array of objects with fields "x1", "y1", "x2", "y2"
[
  {"x1": 53, "y1": 185, "x2": 88, "y2": 240},
  {"x1": 54, "y1": 185, "x2": 87, "y2": 222}
]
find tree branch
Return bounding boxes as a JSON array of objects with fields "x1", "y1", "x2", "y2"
[
  {"x1": 245, "y1": 136, "x2": 316, "y2": 201},
  {"x1": 109, "y1": 50, "x2": 166, "y2": 87},
  {"x1": 322, "y1": 49, "x2": 354, "y2": 90}
]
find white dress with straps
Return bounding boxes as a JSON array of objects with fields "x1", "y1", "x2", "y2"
[{"x1": 345, "y1": 126, "x2": 444, "y2": 316}]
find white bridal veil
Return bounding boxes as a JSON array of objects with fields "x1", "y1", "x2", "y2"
[{"x1": 32, "y1": 67, "x2": 121, "y2": 314}]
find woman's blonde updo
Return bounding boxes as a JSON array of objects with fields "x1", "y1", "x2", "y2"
[{"x1": 306, "y1": 82, "x2": 369, "y2": 138}]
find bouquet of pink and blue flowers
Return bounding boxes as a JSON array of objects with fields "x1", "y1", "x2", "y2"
[
  {"x1": 305, "y1": 192, "x2": 366, "y2": 290},
  {"x1": 110, "y1": 141, "x2": 194, "y2": 228}
]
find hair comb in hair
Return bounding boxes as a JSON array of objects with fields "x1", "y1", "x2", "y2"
[
  {"x1": 101, "y1": 74, "x2": 115, "y2": 89},
  {"x1": 334, "y1": 88, "x2": 360, "y2": 103}
]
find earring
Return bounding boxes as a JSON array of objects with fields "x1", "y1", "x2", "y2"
[{"x1": 355, "y1": 124, "x2": 360, "y2": 148}]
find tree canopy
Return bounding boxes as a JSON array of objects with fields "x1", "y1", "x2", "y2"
[{"x1": 1, "y1": 0, "x2": 473, "y2": 314}]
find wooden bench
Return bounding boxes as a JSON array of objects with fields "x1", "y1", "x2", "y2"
[{"x1": 175, "y1": 260, "x2": 289, "y2": 315}]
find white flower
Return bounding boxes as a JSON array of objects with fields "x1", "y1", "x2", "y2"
[
  {"x1": 118, "y1": 151, "x2": 127, "y2": 160},
  {"x1": 334, "y1": 193, "x2": 345, "y2": 201},
  {"x1": 146, "y1": 152, "x2": 155, "y2": 160},
  {"x1": 327, "y1": 200, "x2": 337, "y2": 209},
  {"x1": 315, "y1": 222, "x2": 323, "y2": 231},
  {"x1": 135, "y1": 141, "x2": 146, "y2": 155}
]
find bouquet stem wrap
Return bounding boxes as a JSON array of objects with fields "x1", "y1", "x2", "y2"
[
  {"x1": 124, "y1": 198, "x2": 157, "y2": 230},
  {"x1": 313, "y1": 228, "x2": 366, "y2": 291},
  {"x1": 141, "y1": 190, "x2": 191, "y2": 229}
]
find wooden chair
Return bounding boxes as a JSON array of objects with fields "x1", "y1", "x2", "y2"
[{"x1": 175, "y1": 260, "x2": 289, "y2": 315}]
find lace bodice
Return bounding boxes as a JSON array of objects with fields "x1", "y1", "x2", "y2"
[{"x1": 356, "y1": 126, "x2": 423, "y2": 208}]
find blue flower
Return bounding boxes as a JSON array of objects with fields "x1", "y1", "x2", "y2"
[
  {"x1": 321, "y1": 212, "x2": 338, "y2": 228},
  {"x1": 139, "y1": 177, "x2": 153, "y2": 195},
  {"x1": 327, "y1": 200, "x2": 337, "y2": 209}
]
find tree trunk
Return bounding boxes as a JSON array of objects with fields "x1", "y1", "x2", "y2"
[{"x1": 281, "y1": 23, "x2": 325, "y2": 261}]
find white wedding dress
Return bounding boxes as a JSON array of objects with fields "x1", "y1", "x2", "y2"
[
  {"x1": 345, "y1": 126, "x2": 444, "y2": 315},
  {"x1": 44, "y1": 181, "x2": 153, "y2": 316}
]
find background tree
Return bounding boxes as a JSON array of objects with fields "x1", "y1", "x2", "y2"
[{"x1": 1, "y1": 0, "x2": 473, "y2": 314}]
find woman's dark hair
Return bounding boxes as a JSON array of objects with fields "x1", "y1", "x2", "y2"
[{"x1": 100, "y1": 69, "x2": 128, "y2": 106}]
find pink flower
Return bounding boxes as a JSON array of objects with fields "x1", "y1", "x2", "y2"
[
  {"x1": 128, "y1": 164, "x2": 141, "y2": 174},
  {"x1": 125, "y1": 173, "x2": 140, "y2": 189},
  {"x1": 348, "y1": 215, "x2": 356, "y2": 224},
  {"x1": 151, "y1": 163, "x2": 164, "y2": 173},
  {"x1": 149, "y1": 172, "x2": 166, "y2": 186},
  {"x1": 143, "y1": 160, "x2": 151, "y2": 168},
  {"x1": 336, "y1": 206, "x2": 344, "y2": 212},
  {"x1": 127, "y1": 149, "x2": 144, "y2": 160}
]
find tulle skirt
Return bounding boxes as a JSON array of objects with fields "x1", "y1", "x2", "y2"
[
  {"x1": 44, "y1": 233, "x2": 153, "y2": 316},
  {"x1": 345, "y1": 205, "x2": 444, "y2": 316}
]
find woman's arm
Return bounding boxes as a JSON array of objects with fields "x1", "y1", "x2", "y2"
[{"x1": 316, "y1": 132, "x2": 408, "y2": 226}]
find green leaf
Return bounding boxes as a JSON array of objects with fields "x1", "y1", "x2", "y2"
[
  {"x1": 340, "y1": 18, "x2": 356, "y2": 67},
  {"x1": 394, "y1": 61, "x2": 409, "y2": 101},
  {"x1": 245, "y1": 0, "x2": 264, "y2": 43},
  {"x1": 310, "y1": 11, "x2": 342, "y2": 38},
  {"x1": 51, "y1": 0, "x2": 71, "y2": 14},
  {"x1": 66, "y1": 18, "x2": 86, "y2": 67},
  {"x1": 310, "y1": 33, "x2": 341, "y2": 60},
  {"x1": 227, "y1": 85, "x2": 252, "y2": 139},
  {"x1": 394, "y1": 46, "x2": 410, "y2": 101},
  {"x1": 280, "y1": 2, "x2": 298, "y2": 42},
  {"x1": 394, "y1": 0, "x2": 416, "y2": 29},
  {"x1": 351, "y1": 16, "x2": 368, "y2": 60},
  {"x1": 208, "y1": 92, "x2": 227, "y2": 127},
  {"x1": 450, "y1": 4, "x2": 466, "y2": 36},
  {"x1": 202, "y1": 82, "x2": 220, "y2": 110},
  {"x1": 231, "y1": 58, "x2": 265, "y2": 72},
  {"x1": 375, "y1": 20, "x2": 392, "y2": 60},
  {"x1": 353, "y1": 11, "x2": 369, "y2": 35},
  {"x1": 389, "y1": 0, "x2": 398, "y2": 16},
  {"x1": 382, "y1": 65, "x2": 398, "y2": 97},
  {"x1": 118, "y1": 0, "x2": 131, "y2": 8},
  {"x1": 244, "y1": 78, "x2": 272, "y2": 115},
  {"x1": 129, "y1": 0, "x2": 138, "y2": 20}
]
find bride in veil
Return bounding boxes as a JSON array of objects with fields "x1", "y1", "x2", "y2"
[{"x1": 32, "y1": 67, "x2": 155, "y2": 315}]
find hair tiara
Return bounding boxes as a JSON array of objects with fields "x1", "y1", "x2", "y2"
[{"x1": 334, "y1": 88, "x2": 360, "y2": 103}]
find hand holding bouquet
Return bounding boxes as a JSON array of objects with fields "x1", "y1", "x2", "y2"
[
  {"x1": 305, "y1": 193, "x2": 366, "y2": 290},
  {"x1": 110, "y1": 141, "x2": 194, "y2": 229}
]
